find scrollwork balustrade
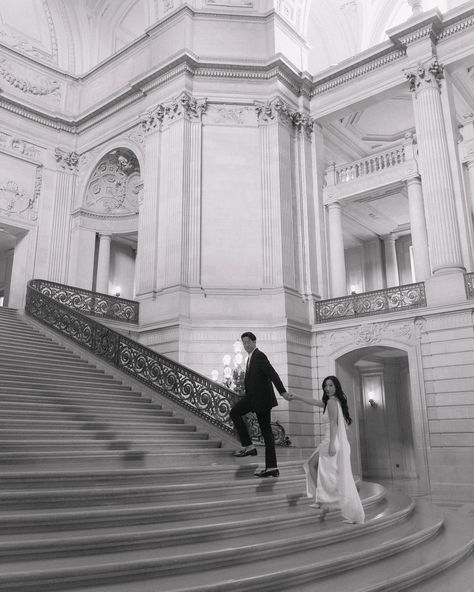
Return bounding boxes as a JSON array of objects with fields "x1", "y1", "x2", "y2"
[
  {"x1": 29, "y1": 279, "x2": 139, "y2": 323},
  {"x1": 315, "y1": 282, "x2": 426, "y2": 323},
  {"x1": 25, "y1": 281, "x2": 244, "y2": 436}
]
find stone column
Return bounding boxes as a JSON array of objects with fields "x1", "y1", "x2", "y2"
[
  {"x1": 382, "y1": 234, "x2": 399, "y2": 288},
  {"x1": 96, "y1": 232, "x2": 112, "y2": 294},
  {"x1": 406, "y1": 176, "x2": 431, "y2": 282},
  {"x1": 48, "y1": 149, "x2": 78, "y2": 283},
  {"x1": 406, "y1": 60, "x2": 464, "y2": 275},
  {"x1": 255, "y1": 97, "x2": 296, "y2": 288},
  {"x1": 327, "y1": 201, "x2": 347, "y2": 297}
]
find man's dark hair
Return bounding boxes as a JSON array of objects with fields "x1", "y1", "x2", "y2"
[{"x1": 241, "y1": 331, "x2": 256, "y2": 342}]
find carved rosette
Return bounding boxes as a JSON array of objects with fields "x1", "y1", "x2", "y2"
[
  {"x1": 162, "y1": 92, "x2": 208, "y2": 125},
  {"x1": 55, "y1": 148, "x2": 79, "y2": 173},
  {"x1": 254, "y1": 98, "x2": 294, "y2": 128},
  {"x1": 139, "y1": 104, "x2": 165, "y2": 134},
  {"x1": 405, "y1": 60, "x2": 444, "y2": 94}
]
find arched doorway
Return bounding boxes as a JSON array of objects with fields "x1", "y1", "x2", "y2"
[{"x1": 336, "y1": 346, "x2": 418, "y2": 483}]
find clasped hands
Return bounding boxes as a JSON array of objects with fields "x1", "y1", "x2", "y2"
[{"x1": 281, "y1": 392, "x2": 295, "y2": 401}]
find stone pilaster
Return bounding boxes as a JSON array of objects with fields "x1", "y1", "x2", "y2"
[
  {"x1": 292, "y1": 110, "x2": 316, "y2": 300},
  {"x1": 255, "y1": 97, "x2": 296, "y2": 288},
  {"x1": 136, "y1": 103, "x2": 164, "y2": 297},
  {"x1": 406, "y1": 60, "x2": 464, "y2": 275},
  {"x1": 326, "y1": 201, "x2": 347, "y2": 297},
  {"x1": 48, "y1": 148, "x2": 79, "y2": 283},
  {"x1": 160, "y1": 92, "x2": 207, "y2": 289}
]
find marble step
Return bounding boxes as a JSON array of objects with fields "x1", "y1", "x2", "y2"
[
  {"x1": 0, "y1": 391, "x2": 153, "y2": 406},
  {"x1": 0, "y1": 374, "x2": 134, "y2": 389},
  {"x1": 0, "y1": 363, "x2": 116, "y2": 378},
  {"x1": 0, "y1": 399, "x2": 167, "y2": 415},
  {"x1": 0, "y1": 447, "x2": 236, "y2": 471},
  {"x1": 0, "y1": 407, "x2": 177, "y2": 423},
  {"x1": 0, "y1": 481, "x2": 382, "y2": 535},
  {"x1": 0, "y1": 486, "x2": 401, "y2": 563},
  {"x1": 0, "y1": 353, "x2": 99, "y2": 370},
  {"x1": 0, "y1": 461, "x2": 300, "y2": 490},
  {"x1": 0, "y1": 498, "x2": 444, "y2": 592},
  {"x1": 0, "y1": 470, "x2": 307, "y2": 510},
  {"x1": 0, "y1": 427, "x2": 203, "y2": 442}
]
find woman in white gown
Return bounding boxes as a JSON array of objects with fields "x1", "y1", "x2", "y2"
[{"x1": 289, "y1": 376, "x2": 365, "y2": 524}]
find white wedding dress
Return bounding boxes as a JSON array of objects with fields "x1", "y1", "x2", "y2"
[{"x1": 303, "y1": 399, "x2": 365, "y2": 524}]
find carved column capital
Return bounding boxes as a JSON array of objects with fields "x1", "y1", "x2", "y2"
[
  {"x1": 140, "y1": 104, "x2": 165, "y2": 134},
  {"x1": 405, "y1": 60, "x2": 444, "y2": 94},
  {"x1": 292, "y1": 111, "x2": 314, "y2": 138},
  {"x1": 55, "y1": 148, "x2": 79, "y2": 172},
  {"x1": 254, "y1": 97, "x2": 294, "y2": 127},
  {"x1": 162, "y1": 92, "x2": 208, "y2": 125}
]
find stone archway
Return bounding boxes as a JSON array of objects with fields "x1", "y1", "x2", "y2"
[{"x1": 336, "y1": 345, "x2": 418, "y2": 483}]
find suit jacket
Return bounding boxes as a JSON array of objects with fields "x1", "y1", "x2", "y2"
[{"x1": 244, "y1": 348, "x2": 286, "y2": 412}]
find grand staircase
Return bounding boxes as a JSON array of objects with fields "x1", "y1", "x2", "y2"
[{"x1": 0, "y1": 305, "x2": 473, "y2": 592}]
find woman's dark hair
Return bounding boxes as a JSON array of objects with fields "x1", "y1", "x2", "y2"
[{"x1": 322, "y1": 375, "x2": 352, "y2": 425}]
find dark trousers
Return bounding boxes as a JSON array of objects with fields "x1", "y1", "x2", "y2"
[{"x1": 230, "y1": 397, "x2": 277, "y2": 469}]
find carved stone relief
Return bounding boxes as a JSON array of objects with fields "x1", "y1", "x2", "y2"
[
  {"x1": 0, "y1": 170, "x2": 40, "y2": 222},
  {"x1": 318, "y1": 319, "x2": 418, "y2": 357},
  {"x1": 0, "y1": 59, "x2": 61, "y2": 101},
  {"x1": 0, "y1": 131, "x2": 41, "y2": 160},
  {"x1": 84, "y1": 152, "x2": 141, "y2": 215},
  {"x1": 254, "y1": 97, "x2": 314, "y2": 136}
]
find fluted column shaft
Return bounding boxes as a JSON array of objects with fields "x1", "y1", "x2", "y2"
[
  {"x1": 407, "y1": 61, "x2": 464, "y2": 275},
  {"x1": 383, "y1": 235, "x2": 399, "y2": 288},
  {"x1": 466, "y1": 161, "x2": 474, "y2": 218},
  {"x1": 96, "y1": 233, "x2": 112, "y2": 294},
  {"x1": 406, "y1": 177, "x2": 431, "y2": 281},
  {"x1": 327, "y1": 202, "x2": 347, "y2": 297}
]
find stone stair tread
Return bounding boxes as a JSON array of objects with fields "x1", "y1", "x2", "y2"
[
  {"x1": 0, "y1": 489, "x2": 409, "y2": 558},
  {"x1": 0, "y1": 501, "x2": 448, "y2": 591},
  {"x1": 46, "y1": 505, "x2": 472, "y2": 592}
]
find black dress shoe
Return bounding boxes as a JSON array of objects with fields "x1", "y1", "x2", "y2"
[
  {"x1": 254, "y1": 468, "x2": 280, "y2": 478},
  {"x1": 232, "y1": 447, "x2": 257, "y2": 457}
]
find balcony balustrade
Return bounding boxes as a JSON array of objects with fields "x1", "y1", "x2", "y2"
[{"x1": 315, "y1": 282, "x2": 426, "y2": 323}]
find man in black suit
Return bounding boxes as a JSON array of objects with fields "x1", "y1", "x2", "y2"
[{"x1": 230, "y1": 331, "x2": 289, "y2": 478}]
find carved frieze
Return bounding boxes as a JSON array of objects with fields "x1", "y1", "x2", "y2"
[
  {"x1": 0, "y1": 131, "x2": 41, "y2": 160},
  {"x1": 204, "y1": 104, "x2": 256, "y2": 125},
  {"x1": 0, "y1": 59, "x2": 61, "y2": 101},
  {"x1": 55, "y1": 148, "x2": 79, "y2": 172},
  {"x1": 405, "y1": 60, "x2": 444, "y2": 94}
]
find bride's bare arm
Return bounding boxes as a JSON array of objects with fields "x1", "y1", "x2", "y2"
[{"x1": 289, "y1": 393, "x2": 324, "y2": 408}]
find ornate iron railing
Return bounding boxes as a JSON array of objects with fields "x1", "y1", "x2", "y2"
[
  {"x1": 30, "y1": 279, "x2": 139, "y2": 323},
  {"x1": 25, "y1": 281, "x2": 289, "y2": 444},
  {"x1": 464, "y1": 272, "x2": 474, "y2": 300},
  {"x1": 315, "y1": 282, "x2": 426, "y2": 323}
]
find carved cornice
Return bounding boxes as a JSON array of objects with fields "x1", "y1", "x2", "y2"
[
  {"x1": 311, "y1": 47, "x2": 406, "y2": 98},
  {"x1": 55, "y1": 148, "x2": 79, "y2": 172},
  {"x1": 437, "y1": 10, "x2": 474, "y2": 42},
  {"x1": 405, "y1": 60, "x2": 444, "y2": 94}
]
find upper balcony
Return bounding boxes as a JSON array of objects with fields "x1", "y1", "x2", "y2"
[{"x1": 323, "y1": 137, "x2": 419, "y2": 203}]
